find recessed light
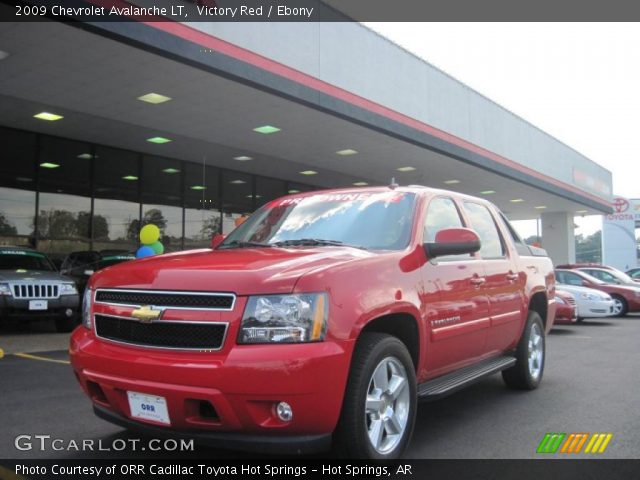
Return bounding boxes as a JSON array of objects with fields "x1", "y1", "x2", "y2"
[
  {"x1": 535, "y1": 205, "x2": 547, "y2": 210},
  {"x1": 246, "y1": 194, "x2": 262, "y2": 199},
  {"x1": 353, "y1": 182, "x2": 368, "y2": 186},
  {"x1": 288, "y1": 189, "x2": 300, "y2": 194},
  {"x1": 77, "y1": 153, "x2": 94, "y2": 160},
  {"x1": 300, "y1": 170, "x2": 317, "y2": 176},
  {"x1": 0, "y1": 50, "x2": 8, "y2": 61},
  {"x1": 34, "y1": 112, "x2": 63, "y2": 121},
  {"x1": 253, "y1": 125, "x2": 281, "y2": 134},
  {"x1": 229, "y1": 180, "x2": 246, "y2": 184},
  {"x1": 576, "y1": 210, "x2": 589, "y2": 214},
  {"x1": 16, "y1": 177, "x2": 33, "y2": 182},
  {"x1": 336, "y1": 149, "x2": 358, "y2": 156},
  {"x1": 443, "y1": 180, "x2": 460, "y2": 185},
  {"x1": 397, "y1": 166, "x2": 416, "y2": 172},
  {"x1": 510, "y1": 198, "x2": 525, "y2": 203},
  {"x1": 162, "y1": 168, "x2": 180, "y2": 174},
  {"x1": 39, "y1": 162, "x2": 59, "y2": 169},
  {"x1": 137, "y1": 93, "x2": 172, "y2": 104},
  {"x1": 190, "y1": 185, "x2": 206, "y2": 191},
  {"x1": 234, "y1": 156, "x2": 253, "y2": 161},
  {"x1": 480, "y1": 190, "x2": 496, "y2": 195},
  {"x1": 147, "y1": 136, "x2": 171, "y2": 144},
  {"x1": 122, "y1": 175, "x2": 138, "y2": 181}
]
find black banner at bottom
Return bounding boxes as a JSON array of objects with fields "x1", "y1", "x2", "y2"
[{"x1": 1, "y1": 459, "x2": 638, "y2": 480}]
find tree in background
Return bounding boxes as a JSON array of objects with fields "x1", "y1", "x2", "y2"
[
  {"x1": 200, "y1": 215, "x2": 222, "y2": 239},
  {"x1": 0, "y1": 211, "x2": 18, "y2": 236},
  {"x1": 575, "y1": 230, "x2": 602, "y2": 263},
  {"x1": 126, "y1": 209, "x2": 168, "y2": 242},
  {"x1": 76, "y1": 211, "x2": 109, "y2": 240},
  {"x1": 33, "y1": 210, "x2": 76, "y2": 238}
]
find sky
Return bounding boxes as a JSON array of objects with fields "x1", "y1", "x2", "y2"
[{"x1": 364, "y1": 23, "x2": 640, "y2": 238}]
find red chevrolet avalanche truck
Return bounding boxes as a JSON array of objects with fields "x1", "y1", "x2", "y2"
[{"x1": 70, "y1": 186, "x2": 556, "y2": 459}]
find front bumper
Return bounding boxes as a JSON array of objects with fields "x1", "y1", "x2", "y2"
[
  {"x1": 93, "y1": 404, "x2": 331, "y2": 455},
  {"x1": 70, "y1": 327, "x2": 352, "y2": 453},
  {"x1": 0, "y1": 294, "x2": 79, "y2": 320},
  {"x1": 576, "y1": 299, "x2": 615, "y2": 318}
]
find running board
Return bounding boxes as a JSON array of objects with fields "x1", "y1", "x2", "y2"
[{"x1": 417, "y1": 355, "x2": 516, "y2": 401}]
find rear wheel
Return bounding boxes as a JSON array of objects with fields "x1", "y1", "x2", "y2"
[
  {"x1": 333, "y1": 333, "x2": 416, "y2": 459},
  {"x1": 611, "y1": 295, "x2": 628, "y2": 317},
  {"x1": 502, "y1": 311, "x2": 545, "y2": 390}
]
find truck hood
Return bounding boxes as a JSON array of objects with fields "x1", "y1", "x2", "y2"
[
  {"x1": 91, "y1": 247, "x2": 373, "y2": 295},
  {"x1": 0, "y1": 270, "x2": 75, "y2": 283}
]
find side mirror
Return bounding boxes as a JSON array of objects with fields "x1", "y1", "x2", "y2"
[
  {"x1": 424, "y1": 228, "x2": 481, "y2": 259},
  {"x1": 211, "y1": 233, "x2": 226, "y2": 249}
]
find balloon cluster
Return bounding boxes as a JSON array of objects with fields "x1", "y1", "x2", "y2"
[{"x1": 136, "y1": 224, "x2": 164, "y2": 258}]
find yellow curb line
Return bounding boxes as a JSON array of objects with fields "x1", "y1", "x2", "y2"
[
  {"x1": 14, "y1": 352, "x2": 70, "y2": 365},
  {"x1": 0, "y1": 465, "x2": 26, "y2": 480}
]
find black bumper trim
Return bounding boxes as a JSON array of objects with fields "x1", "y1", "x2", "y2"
[{"x1": 93, "y1": 405, "x2": 332, "y2": 455}]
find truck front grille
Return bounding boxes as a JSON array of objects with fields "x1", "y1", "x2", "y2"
[
  {"x1": 95, "y1": 289, "x2": 234, "y2": 310},
  {"x1": 94, "y1": 314, "x2": 227, "y2": 350},
  {"x1": 11, "y1": 283, "x2": 59, "y2": 299}
]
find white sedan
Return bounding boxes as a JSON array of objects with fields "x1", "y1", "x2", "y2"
[{"x1": 556, "y1": 284, "x2": 615, "y2": 320}]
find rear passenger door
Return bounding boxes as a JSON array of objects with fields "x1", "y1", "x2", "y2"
[
  {"x1": 420, "y1": 196, "x2": 490, "y2": 375},
  {"x1": 461, "y1": 202, "x2": 524, "y2": 355}
]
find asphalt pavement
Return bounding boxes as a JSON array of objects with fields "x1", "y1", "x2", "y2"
[{"x1": 1, "y1": 316, "x2": 638, "y2": 459}]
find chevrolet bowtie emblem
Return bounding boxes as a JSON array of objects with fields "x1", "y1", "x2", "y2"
[{"x1": 131, "y1": 305, "x2": 162, "y2": 323}]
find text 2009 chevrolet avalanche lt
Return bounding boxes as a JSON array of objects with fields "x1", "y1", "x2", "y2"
[{"x1": 70, "y1": 186, "x2": 556, "y2": 459}]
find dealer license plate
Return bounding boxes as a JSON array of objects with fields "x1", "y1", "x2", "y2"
[
  {"x1": 29, "y1": 300, "x2": 48, "y2": 311},
  {"x1": 127, "y1": 391, "x2": 171, "y2": 425}
]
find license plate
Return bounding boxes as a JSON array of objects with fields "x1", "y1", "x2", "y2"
[
  {"x1": 127, "y1": 391, "x2": 171, "y2": 425},
  {"x1": 29, "y1": 300, "x2": 48, "y2": 311}
]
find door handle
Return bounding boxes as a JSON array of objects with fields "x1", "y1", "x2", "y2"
[
  {"x1": 506, "y1": 273, "x2": 519, "y2": 282},
  {"x1": 470, "y1": 277, "x2": 486, "y2": 287}
]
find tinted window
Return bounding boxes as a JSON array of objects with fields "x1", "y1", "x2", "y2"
[
  {"x1": 423, "y1": 197, "x2": 464, "y2": 242},
  {"x1": 0, "y1": 251, "x2": 54, "y2": 271},
  {"x1": 556, "y1": 271, "x2": 584, "y2": 286},
  {"x1": 463, "y1": 202, "x2": 505, "y2": 259}
]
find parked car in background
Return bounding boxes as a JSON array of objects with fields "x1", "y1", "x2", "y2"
[
  {"x1": 553, "y1": 284, "x2": 614, "y2": 320},
  {"x1": 625, "y1": 267, "x2": 640, "y2": 282},
  {"x1": 555, "y1": 268, "x2": 640, "y2": 316},
  {"x1": 554, "y1": 290, "x2": 578, "y2": 324},
  {"x1": 575, "y1": 267, "x2": 638, "y2": 287},
  {"x1": 61, "y1": 250, "x2": 135, "y2": 295},
  {"x1": 0, "y1": 246, "x2": 79, "y2": 331}
]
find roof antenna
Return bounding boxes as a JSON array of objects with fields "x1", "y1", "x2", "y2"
[{"x1": 389, "y1": 177, "x2": 399, "y2": 190}]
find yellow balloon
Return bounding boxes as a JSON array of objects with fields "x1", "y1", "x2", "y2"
[{"x1": 140, "y1": 224, "x2": 160, "y2": 245}]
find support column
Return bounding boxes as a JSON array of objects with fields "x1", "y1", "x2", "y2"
[{"x1": 541, "y1": 212, "x2": 576, "y2": 266}]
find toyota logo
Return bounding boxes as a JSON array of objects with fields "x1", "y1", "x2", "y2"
[{"x1": 612, "y1": 197, "x2": 629, "y2": 213}]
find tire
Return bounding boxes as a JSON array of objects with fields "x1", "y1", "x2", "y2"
[
  {"x1": 55, "y1": 315, "x2": 78, "y2": 333},
  {"x1": 333, "y1": 333, "x2": 417, "y2": 459},
  {"x1": 611, "y1": 295, "x2": 628, "y2": 317},
  {"x1": 502, "y1": 311, "x2": 545, "y2": 390}
]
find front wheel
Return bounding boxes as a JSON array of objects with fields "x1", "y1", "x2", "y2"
[
  {"x1": 333, "y1": 333, "x2": 416, "y2": 459},
  {"x1": 611, "y1": 295, "x2": 628, "y2": 317},
  {"x1": 502, "y1": 311, "x2": 545, "y2": 390}
]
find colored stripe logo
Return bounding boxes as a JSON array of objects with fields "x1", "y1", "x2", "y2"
[{"x1": 537, "y1": 433, "x2": 613, "y2": 454}]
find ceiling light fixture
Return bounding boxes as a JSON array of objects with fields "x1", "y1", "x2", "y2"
[
  {"x1": 299, "y1": 170, "x2": 317, "y2": 176},
  {"x1": 230, "y1": 180, "x2": 246, "y2": 184},
  {"x1": 480, "y1": 190, "x2": 496, "y2": 195},
  {"x1": 535, "y1": 205, "x2": 547, "y2": 210},
  {"x1": 353, "y1": 182, "x2": 368, "y2": 186},
  {"x1": 288, "y1": 189, "x2": 300, "y2": 194},
  {"x1": 336, "y1": 149, "x2": 358, "y2": 156},
  {"x1": 397, "y1": 166, "x2": 416, "y2": 172},
  {"x1": 122, "y1": 175, "x2": 138, "y2": 181},
  {"x1": 253, "y1": 125, "x2": 281, "y2": 134},
  {"x1": 34, "y1": 112, "x2": 63, "y2": 121},
  {"x1": 146, "y1": 136, "x2": 171, "y2": 144},
  {"x1": 162, "y1": 168, "x2": 180, "y2": 174},
  {"x1": 233, "y1": 156, "x2": 253, "y2": 161},
  {"x1": 510, "y1": 198, "x2": 525, "y2": 203},
  {"x1": 137, "y1": 93, "x2": 172, "y2": 104},
  {"x1": 39, "y1": 162, "x2": 59, "y2": 169},
  {"x1": 190, "y1": 185, "x2": 206, "y2": 191},
  {"x1": 443, "y1": 179, "x2": 460, "y2": 185}
]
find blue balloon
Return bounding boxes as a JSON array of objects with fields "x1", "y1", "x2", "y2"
[{"x1": 136, "y1": 246, "x2": 155, "y2": 259}]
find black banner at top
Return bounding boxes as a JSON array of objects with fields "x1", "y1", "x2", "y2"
[{"x1": 3, "y1": 0, "x2": 640, "y2": 22}]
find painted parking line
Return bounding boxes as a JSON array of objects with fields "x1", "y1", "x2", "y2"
[{"x1": 13, "y1": 352, "x2": 70, "y2": 365}]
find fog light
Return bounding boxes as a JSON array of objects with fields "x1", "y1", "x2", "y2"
[
  {"x1": 275, "y1": 402, "x2": 293, "y2": 422},
  {"x1": 65, "y1": 308, "x2": 73, "y2": 317}
]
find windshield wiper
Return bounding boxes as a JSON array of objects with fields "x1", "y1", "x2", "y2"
[
  {"x1": 218, "y1": 240, "x2": 272, "y2": 250},
  {"x1": 271, "y1": 239, "x2": 368, "y2": 250}
]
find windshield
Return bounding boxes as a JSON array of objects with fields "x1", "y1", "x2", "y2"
[
  {"x1": 607, "y1": 269, "x2": 635, "y2": 284},
  {"x1": 220, "y1": 191, "x2": 416, "y2": 251},
  {"x1": 0, "y1": 250, "x2": 55, "y2": 271}
]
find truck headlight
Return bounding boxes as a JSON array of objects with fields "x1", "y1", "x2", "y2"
[
  {"x1": 60, "y1": 283, "x2": 78, "y2": 295},
  {"x1": 82, "y1": 288, "x2": 93, "y2": 330},
  {"x1": 0, "y1": 283, "x2": 11, "y2": 296},
  {"x1": 239, "y1": 293, "x2": 328, "y2": 344}
]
